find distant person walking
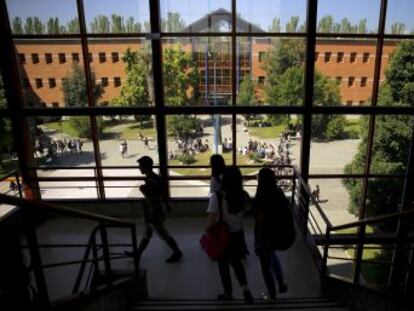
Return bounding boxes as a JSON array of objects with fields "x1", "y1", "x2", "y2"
[
  {"x1": 312, "y1": 184, "x2": 320, "y2": 203},
  {"x1": 206, "y1": 166, "x2": 253, "y2": 304},
  {"x1": 125, "y1": 156, "x2": 183, "y2": 263},
  {"x1": 120, "y1": 140, "x2": 128, "y2": 158},
  {"x1": 253, "y1": 168, "x2": 290, "y2": 300}
]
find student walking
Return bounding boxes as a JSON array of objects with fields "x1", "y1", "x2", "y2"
[
  {"x1": 206, "y1": 166, "x2": 253, "y2": 304},
  {"x1": 125, "y1": 156, "x2": 183, "y2": 263},
  {"x1": 253, "y1": 168, "x2": 291, "y2": 300}
]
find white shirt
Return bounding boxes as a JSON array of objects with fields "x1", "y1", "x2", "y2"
[{"x1": 207, "y1": 192, "x2": 243, "y2": 232}]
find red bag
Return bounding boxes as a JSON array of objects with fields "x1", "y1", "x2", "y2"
[
  {"x1": 200, "y1": 192, "x2": 230, "y2": 260},
  {"x1": 200, "y1": 221, "x2": 230, "y2": 260}
]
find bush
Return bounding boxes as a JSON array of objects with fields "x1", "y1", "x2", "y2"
[
  {"x1": 177, "y1": 153, "x2": 196, "y2": 164},
  {"x1": 326, "y1": 116, "x2": 348, "y2": 140},
  {"x1": 67, "y1": 116, "x2": 104, "y2": 138},
  {"x1": 249, "y1": 152, "x2": 263, "y2": 163}
]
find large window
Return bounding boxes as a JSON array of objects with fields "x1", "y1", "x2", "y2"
[{"x1": 1, "y1": 0, "x2": 412, "y2": 222}]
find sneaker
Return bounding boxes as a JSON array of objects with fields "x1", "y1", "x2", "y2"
[
  {"x1": 243, "y1": 289, "x2": 254, "y2": 304},
  {"x1": 217, "y1": 294, "x2": 234, "y2": 301},
  {"x1": 261, "y1": 292, "x2": 276, "y2": 301},
  {"x1": 166, "y1": 251, "x2": 183, "y2": 263},
  {"x1": 279, "y1": 283, "x2": 288, "y2": 293}
]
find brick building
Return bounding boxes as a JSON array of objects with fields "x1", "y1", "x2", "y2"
[{"x1": 14, "y1": 12, "x2": 396, "y2": 108}]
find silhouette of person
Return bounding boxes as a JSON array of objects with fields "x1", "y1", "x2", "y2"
[
  {"x1": 209, "y1": 154, "x2": 226, "y2": 194},
  {"x1": 253, "y1": 168, "x2": 288, "y2": 300},
  {"x1": 206, "y1": 166, "x2": 254, "y2": 304},
  {"x1": 125, "y1": 156, "x2": 183, "y2": 263},
  {"x1": 312, "y1": 184, "x2": 320, "y2": 203}
]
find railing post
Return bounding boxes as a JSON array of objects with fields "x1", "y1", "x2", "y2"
[
  {"x1": 290, "y1": 173, "x2": 296, "y2": 209},
  {"x1": 131, "y1": 225, "x2": 139, "y2": 274},
  {"x1": 322, "y1": 226, "x2": 331, "y2": 276},
  {"x1": 23, "y1": 212, "x2": 50, "y2": 309},
  {"x1": 99, "y1": 222, "x2": 112, "y2": 286},
  {"x1": 352, "y1": 223, "x2": 366, "y2": 285}
]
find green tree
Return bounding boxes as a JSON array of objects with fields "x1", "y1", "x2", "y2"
[
  {"x1": 24, "y1": 17, "x2": 34, "y2": 34},
  {"x1": 391, "y1": 22, "x2": 406, "y2": 34},
  {"x1": 285, "y1": 16, "x2": 303, "y2": 32},
  {"x1": 344, "y1": 41, "x2": 414, "y2": 219},
  {"x1": 47, "y1": 17, "x2": 60, "y2": 34},
  {"x1": 62, "y1": 63, "x2": 104, "y2": 107},
  {"x1": 90, "y1": 15, "x2": 110, "y2": 33},
  {"x1": 33, "y1": 17, "x2": 45, "y2": 34},
  {"x1": 318, "y1": 15, "x2": 334, "y2": 33},
  {"x1": 162, "y1": 12, "x2": 186, "y2": 32},
  {"x1": 12, "y1": 17, "x2": 23, "y2": 34},
  {"x1": 66, "y1": 18, "x2": 80, "y2": 33},
  {"x1": 358, "y1": 18, "x2": 368, "y2": 34},
  {"x1": 237, "y1": 78, "x2": 257, "y2": 120},
  {"x1": 0, "y1": 76, "x2": 13, "y2": 170},
  {"x1": 125, "y1": 17, "x2": 142, "y2": 33},
  {"x1": 269, "y1": 17, "x2": 281, "y2": 32},
  {"x1": 111, "y1": 46, "x2": 153, "y2": 124},
  {"x1": 111, "y1": 14, "x2": 126, "y2": 33}
]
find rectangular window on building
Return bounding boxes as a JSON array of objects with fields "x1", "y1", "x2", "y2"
[
  {"x1": 258, "y1": 76, "x2": 265, "y2": 84},
  {"x1": 48, "y1": 78, "x2": 56, "y2": 88},
  {"x1": 23, "y1": 78, "x2": 30, "y2": 88},
  {"x1": 361, "y1": 77, "x2": 368, "y2": 87},
  {"x1": 337, "y1": 52, "x2": 344, "y2": 63},
  {"x1": 35, "y1": 78, "x2": 43, "y2": 88},
  {"x1": 45, "y1": 53, "x2": 53, "y2": 64},
  {"x1": 72, "y1": 53, "x2": 80, "y2": 62},
  {"x1": 88, "y1": 52, "x2": 93, "y2": 63},
  {"x1": 324, "y1": 52, "x2": 331, "y2": 62},
  {"x1": 336, "y1": 76, "x2": 342, "y2": 84},
  {"x1": 19, "y1": 53, "x2": 26, "y2": 64},
  {"x1": 59, "y1": 53, "x2": 66, "y2": 64},
  {"x1": 363, "y1": 52, "x2": 370, "y2": 63},
  {"x1": 346, "y1": 100, "x2": 353, "y2": 106},
  {"x1": 315, "y1": 52, "x2": 319, "y2": 62},
  {"x1": 99, "y1": 52, "x2": 106, "y2": 63},
  {"x1": 348, "y1": 77, "x2": 355, "y2": 87},
  {"x1": 111, "y1": 52, "x2": 119, "y2": 63},
  {"x1": 101, "y1": 77, "x2": 108, "y2": 87},
  {"x1": 114, "y1": 77, "x2": 121, "y2": 87},
  {"x1": 359, "y1": 100, "x2": 365, "y2": 106},
  {"x1": 31, "y1": 53, "x2": 39, "y2": 64},
  {"x1": 350, "y1": 52, "x2": 357, "y2": 63},
  {"x1": 258, "y1": 51, "x2": 266, "y2": 62},
  {"x1": 52, "y1": 102, "x2": 59, "y2": 108}
]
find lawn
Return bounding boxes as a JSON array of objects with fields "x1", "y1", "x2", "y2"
[
  {"x1": 43, "y1": 120, "x2": 80, "y2": 138},
  {"x1": 248, "y1": 125, "x2": 285, "y2": 140},
  {"x1": 169, "y1": 151, "x2": 260, "y2": 176},
  {"x1": 334, "y1": 225, "x2": 374, "y2": 235},
  {"x1": 119, "y1": 124, "x2": 156, "y2": 140}
]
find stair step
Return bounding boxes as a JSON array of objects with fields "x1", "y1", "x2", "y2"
[{"x1": 130, "y1": 297, "x2": 348, "y2": 311}]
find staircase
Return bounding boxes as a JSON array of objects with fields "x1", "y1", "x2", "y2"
[{"x1": 130, "y1": 297, "x2": 348, "y2": 311}]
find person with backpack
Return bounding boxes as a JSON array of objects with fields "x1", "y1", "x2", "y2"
[
  {"x1": 206, "y1": 166, "x2": 254, "y2": 304},
  {"x1": 253, "y1": 168, "x2": 295, "y2": 300}
]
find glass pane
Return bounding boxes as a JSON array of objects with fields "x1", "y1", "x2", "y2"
[
  {"x1": 6, "y1": 0, "x2": 80, "y2": 34},
  {"x1": 379, "y1": 40, "x2": 414, "y2": 107},
  {"x1": 0, "y1": 116, "x2": 19, "y2": 179},
  {"x1": 87, "y1": 38, "x2": 153, "y2": 107},
  {"x1": 236, "y1": 114, "x2": 301, "y2": 175},
  {"x1": 317, "y1": 0, "x2": 380, "y2": 34},
  {"x1": 309, "y1": 178, "x2": 361, "y2": 228},
  {"x1": 160, "y1": 0, "x2": 231, "y2": 33},
  {"x1": 385, "y1": 0, "x2": 414, "y2": 34},
  {"x1": 84, "y1": 0, "x2": 150, "y2": 34},
  {"x1": 310, "y1": 115, "x2": 365, "y2": 174},
  {"x1": 39, "y1": 181, "x2": 98, "y2": 199},
  {"x1": 326, "y1": 244, "x2": 356, "y2": 281},
  {"x1": 243, "y1": 38, "x2": 306, "y2": 106},
  {"x1": 370, "y1": 115, "x2": 413, "y2": 174},
  {"x1": 314, "y1": 38, "x2": 377, "y2": 106},
  {"x1": 29, "y1": 116, "x2": 96, "y2": 168},
  {"x1": 104, "y1": 180, "x2": 145, "y2": 198},
  {"x1": 163, "y1": 37, "x2": 232, "y2": 106},
  {"x1": 167, "y1": 114, "x2": 231, "y2": 167},
  {"x1": 98, "y1": 115, "x2": 158, "y2": 166},
  {"x1": 360, "y1": 244, "x2": 393, "y2": 288},
  {"x1": 169, "y1": 179, "x2": 210, "y2": 198},
  {"x1": 14, "y1": 39, "x2": 88, "y2": 108},
  {"x1": 237, "y1": 0, "x2": 307, "y2": 33}
]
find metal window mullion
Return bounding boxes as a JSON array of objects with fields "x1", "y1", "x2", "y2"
[
  {"x1": 231, "y1": 0, "x2": 237, "y2": 165},
  {"x1": 149, "y1": 0, "x2": 169, "y2": 196},
  {"x1": 76, "y1": 0, "x2": 105, "y2": 199}
]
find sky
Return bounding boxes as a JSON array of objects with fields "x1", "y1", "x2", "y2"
[{"x1": 5, "y1": 0, "x2": 414, "y2": 33}]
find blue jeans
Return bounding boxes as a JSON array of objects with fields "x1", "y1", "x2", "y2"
[{"x1": 258, "y1": 250, "x2": 285, "y2": 297}]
